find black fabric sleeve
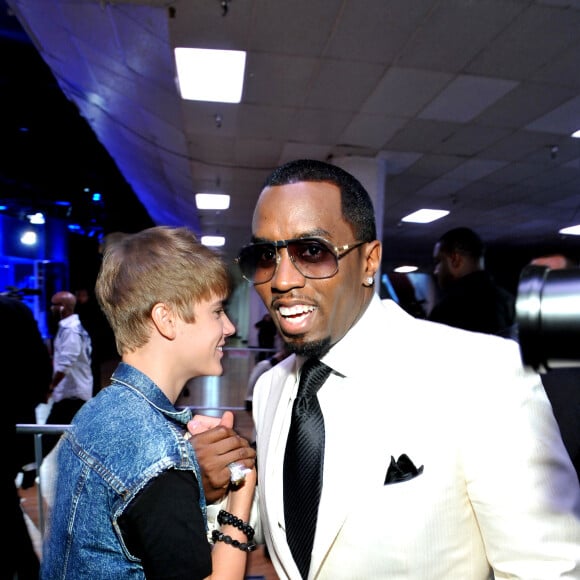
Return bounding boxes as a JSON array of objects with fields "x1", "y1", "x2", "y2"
[{"x1": 119, "y1": 468, "x2": 212, "y2": 580}]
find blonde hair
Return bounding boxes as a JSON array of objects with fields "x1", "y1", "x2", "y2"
[{"x1": 95, "y1": 226, "x2": 231, "y2": 354}]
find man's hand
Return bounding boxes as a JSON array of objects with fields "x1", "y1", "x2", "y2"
[{"x1": 187, "y1": 411, "x2": 256, "y2": 504}]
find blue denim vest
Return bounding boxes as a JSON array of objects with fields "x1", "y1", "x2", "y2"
[{"x1": 41, "y1": 362, "x2": 206, "y2": 579}]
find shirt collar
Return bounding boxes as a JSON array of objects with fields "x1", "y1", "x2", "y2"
[{"x1": 110, "y1": 362, "x2": 192, "y2": 426}]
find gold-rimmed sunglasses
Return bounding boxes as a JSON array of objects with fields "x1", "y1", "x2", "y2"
[{"x1": 235, "y1": 237, "x2": 367, "y2": 285}]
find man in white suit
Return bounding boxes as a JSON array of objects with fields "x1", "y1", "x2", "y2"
[{"x1": 235, "y1": 159, "x2": 580, "y2": 579}]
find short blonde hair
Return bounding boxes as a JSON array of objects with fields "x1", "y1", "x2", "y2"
[{"x1": 95, "y1": 226, "x2": 231, "y2": 354}]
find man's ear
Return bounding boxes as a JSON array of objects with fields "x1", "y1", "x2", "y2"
[
  {"x1": 364, "y1": 240, "x2": 382, "y2": 278},
  {"x1": 151, "y1": 302, "x2": 176, "y2": 340}
]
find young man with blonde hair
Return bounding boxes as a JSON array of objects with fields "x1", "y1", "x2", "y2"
[{"x1": 42, "y1": 226, "x2": 257, "y2": 579}]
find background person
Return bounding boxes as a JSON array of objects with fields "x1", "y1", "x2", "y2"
[
  {"x1": 75, "y1": 286, "x2": 119, "y2": 395},
  {"x1": 42, "y1": 290, "x2": 93, "y2": 458},
  {"x1": 41, "y1": 226, "x2": 257, "y2": 579},
  {"x1": 0, "y1": 293, "x2": 52, "y2": 579},
  {"x1": 245, "y1": 344, "x2": 291, "y2": 412},
  {"x1": 429, "y1": 226, "x2": 516, "y2": 338},
  {"x1": 239, "y1": 159, "x2": 580, "y2": 579},
  {"x1": 254, "y1": 312, "x2": 277, "y2": 361}
]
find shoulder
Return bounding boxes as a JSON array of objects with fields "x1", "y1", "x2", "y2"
[
  {"x1": 381, "y1": 297, "x2": 521, "y2": 360},
  {"x1": 72, "y1": 385, "x2": 172, "y2": 443},
  {"x1": 69, "y1": 392, "x2": 188, "y2": 479}
]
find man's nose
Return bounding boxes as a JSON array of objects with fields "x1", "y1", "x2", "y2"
[{"x1": 270, "y1": 248, "x2": 305, "y2": 289}]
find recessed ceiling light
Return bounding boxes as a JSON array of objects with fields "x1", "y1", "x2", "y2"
[
  {"x1": 401, "y1": 209, "x2": 449, "y2": 224},
  {"x1": 201, "y1": 235, "x2": 226, "y2": 247},
  {"x1": 175, "y1": 48, "x2": 246, "y2": 103},
  {"x1": 559, "y1": 224, "x2": 580, "y2": 236},
  {"x1": 195, "y1": 193, "x2": 230, "y2": 210},
  {"x1": 394, "y1": 265, "x2": 418, "y2": 273}
]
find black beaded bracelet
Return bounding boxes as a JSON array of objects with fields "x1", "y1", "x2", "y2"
[
  {"x1": 217, "y1": 509, "x2": 255, "y2": 540},
  {"x1": 211, "y1": 529, "x2": 257, "y2": 552}
]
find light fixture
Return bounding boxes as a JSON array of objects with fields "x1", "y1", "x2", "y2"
[
  {"x1": 195, "y1": 193, "x2": 230, "y2": 210},
  {"x1": 394, "y1": 265, "x2": 418, "y2": 273},
  {"x1": 571, "y1": 129, "x2": 580, "y2": 138},
  {"x1": 27, "y1": 212, "x2": 45, "y2": 225},
  {"x1": 401, "y1": 209, "x2": 449, "y2": 224},
  {"x1": 559, "y1": 224, "x2": 580, "y2": 236},
  {"x1": 20, "y1": 230, "x2": 37, "y2": 246},
  {"x1": 201, "y1": 235, "x2": 226, "y2": 247},
  {"x1": 174, "y1": 48, "x2": 246, "y2": 103}
]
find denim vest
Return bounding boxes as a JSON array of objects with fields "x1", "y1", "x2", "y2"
[{"x1": 41, "y1": 362, "x2": 206, "y2": 579}]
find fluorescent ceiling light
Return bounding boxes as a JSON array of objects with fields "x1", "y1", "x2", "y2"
[
  {"x1": 201, "y1": 235, "x2": 226, "y2": 247},
  {"x1": 175, "y1": 48, "x2": 246, "y2": 103},
  {"x1": 572, "y1": 129, "x2": 580, "y2": 138},
  {"x1": 195, "y1": 193, "x2": 230, "y2": 210},
  {"x1": 559, "y1": 224, "x2": 580, "y2": 236},
  {"x1": 401, "y1": 209, "x2": 449, "y2": 224},
  {"x1": 394, "y1": 265, "x2": 418, "y2": 273}
]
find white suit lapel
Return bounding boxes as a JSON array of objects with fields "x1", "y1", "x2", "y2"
[{"x1": 310, "y1": 297, "x2": 424, "y2": 577}]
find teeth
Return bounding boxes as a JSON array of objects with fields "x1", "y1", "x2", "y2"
[{"x1": 279, "y1": 305, "x2": 315, "y2": 317}]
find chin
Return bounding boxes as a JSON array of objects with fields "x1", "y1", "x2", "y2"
[{"x1": 287, "y1": 336, "x2": 331, "y2": 359}]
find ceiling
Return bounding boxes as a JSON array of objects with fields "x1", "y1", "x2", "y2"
[{"x1": 3, "y1": 0, "x2": 580, "y2": 283}]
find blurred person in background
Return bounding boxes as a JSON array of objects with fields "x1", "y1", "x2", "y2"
[
  {"x1": 42, "y1": 290, "x2": 93, "y2": 458},
  {"x1": 0, "y1": 292, "x2": 51, "y2": 578},
  {"x1": 254, "y1": 312, "x2": 277, "y2": 361},
  {"x1": 75, "y1": 286, "x2": 119, "y2": 395},
  {"x1": 245, "y1": 343, "x2": 291, "y2": 412},
  {"x1": 429, "y1": 226, "x2": 516, "y2": 338}
]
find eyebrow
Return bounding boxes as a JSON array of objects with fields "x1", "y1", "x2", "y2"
[{"x1": 250, "y1": 229, "x2": 333, "y2": 244}]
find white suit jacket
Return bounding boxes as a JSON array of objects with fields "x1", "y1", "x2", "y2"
[{"x1": 252, "y1": 295, "x2": 580, "y2": 579}]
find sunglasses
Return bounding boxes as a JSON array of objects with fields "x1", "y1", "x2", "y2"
[{"x1": 235, "y1": 237, "x2": 367, "y2": 285}]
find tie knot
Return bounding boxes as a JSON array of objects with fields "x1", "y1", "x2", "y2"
[{"x1": 298, "y1": 358, "x2": 331, "y2": 399}]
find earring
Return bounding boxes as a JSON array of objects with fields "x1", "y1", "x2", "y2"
[{"x1": 364, "y1": 276, "x2": 374, "y2": 287}]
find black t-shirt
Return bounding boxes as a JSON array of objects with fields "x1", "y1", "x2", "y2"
[
  {"x1": 119, "y1": 469, "x2": 212, "y2": 579},
  {"x1": 428, "y1": 271, "x2": 516, "y2": 337}
]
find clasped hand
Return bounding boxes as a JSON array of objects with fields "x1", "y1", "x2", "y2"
[{"x1": 187, "y1": 410, "x2": 256, "y2": 504}]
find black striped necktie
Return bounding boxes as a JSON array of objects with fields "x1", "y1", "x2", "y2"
[{"x1": 283, "y1": 358, "x2": 332, "y2": 579}]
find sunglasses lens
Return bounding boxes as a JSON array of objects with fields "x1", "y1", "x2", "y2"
[
  {"x1": 238, "y1": 244, "x2": 277, "y2": 283},
  {"x1": 288, "y1": 240, "x2": 338, "y2": 278}
]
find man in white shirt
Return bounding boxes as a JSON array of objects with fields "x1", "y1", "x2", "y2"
[{"x1": 43, "y1": 290, "x2": 93, "y2": 457}]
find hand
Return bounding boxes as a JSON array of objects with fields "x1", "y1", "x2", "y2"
[
  {"x1": 187, "y1": 411, "x2": 256, "y2": 504},
  {"x1": 187, "y1": 412, "x2": 231, "y2": 433}
]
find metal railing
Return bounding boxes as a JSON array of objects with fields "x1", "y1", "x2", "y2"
[{"x1": 16, "y1": 424, "x2": 70, "y2": 534}]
